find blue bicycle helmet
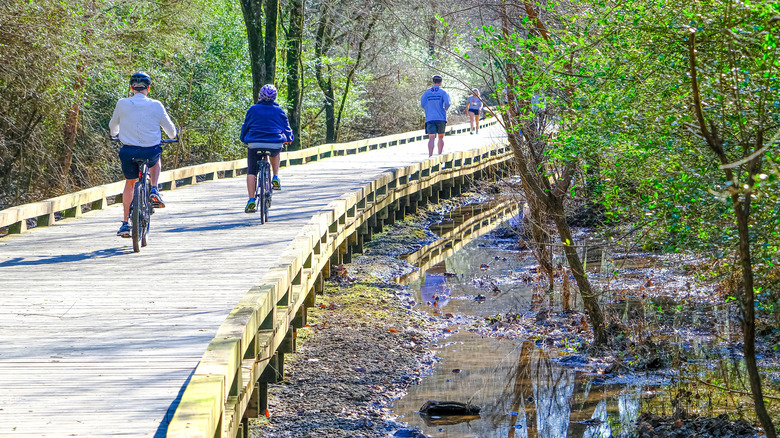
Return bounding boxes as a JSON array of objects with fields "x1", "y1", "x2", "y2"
[{"x1": 259, "y1": 84, "x2": 277, "y2": 102}]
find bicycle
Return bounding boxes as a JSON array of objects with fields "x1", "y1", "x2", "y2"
[
  {"x1": 112, "y1": 137, "x2": 178, "y2": 252},
  {"x1": 250, "y1": 148, "x2": 274, "y2": 224}
]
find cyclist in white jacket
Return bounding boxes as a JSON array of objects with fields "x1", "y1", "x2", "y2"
[{"x1": 109, "y1": 72, "x2": 177, "y2": 237}]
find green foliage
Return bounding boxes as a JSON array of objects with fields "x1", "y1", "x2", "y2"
[
  {"x1": 0, "y1": 0, "x2": 251, "y2": 209},
  {"x1": 458, "y1": 0, "x2": 779, "y2": 313},
  {"x1": 588, "y1": 0, "x2": 780, "y2": 288}
]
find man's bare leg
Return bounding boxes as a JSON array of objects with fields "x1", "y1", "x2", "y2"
[
  {"x1": 149, "y1": 160, "x2": 161, "y2": 189},
  {"x1": 428, "y1": 134, "x2": 436, "y2": 157},
  {"x1": 122, "y1": 179, "x2": 137, "y2": 221},
  {"x1": 437, "y1": 134, "x2": 445, "y2": 155}
]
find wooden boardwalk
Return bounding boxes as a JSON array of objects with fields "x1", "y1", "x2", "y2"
[{"x1": 0, "y1": 124, "x2": 508, "y2": 437}]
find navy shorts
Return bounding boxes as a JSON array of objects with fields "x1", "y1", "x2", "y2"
[
  {"x1": 119, "y1": 145, "x2": 162, "y2": 179},
  {"x1": 247, "y1": 145, "x2": 283, "y2": 176},
  {"x1": 425, "y1": 121, "x2": 447, "y2": 135},
  {"x1": 468, "y1": 108, "x2": 480, "y2": 115}
]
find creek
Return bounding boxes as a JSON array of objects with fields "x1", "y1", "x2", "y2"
[{"x1": 388, "y1": 203, "x2": 778, "y2": 438}]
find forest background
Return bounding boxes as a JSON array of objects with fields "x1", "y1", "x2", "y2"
[{"x1": 1, "y1": 0, "x2": 483, "y2": 210}]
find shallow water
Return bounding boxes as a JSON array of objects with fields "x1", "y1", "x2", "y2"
[
  {"x1": 391, "y1": 216, "x2": 778, "y2": 437},
  {"x1": 405, "y1": 240, "x2": 536, "y2": 317},
  {"x1": 393, "y1": 332, "x2": 646, "y2": 438},
  {"x1": 395, "y1": 234, "x2": 652, "y2": 437}
]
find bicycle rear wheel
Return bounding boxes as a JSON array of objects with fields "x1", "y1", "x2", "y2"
[
  {"x1": 255, "y1": 164, "x2": 266, "y2": 225},
  {"x1": 131, "y1": 181, "x2": 143, "y2": 252},
  {"x1": 141, "y1": 176, "x2": 151, "y2": 247},
  {"x1": 260, "y1": 161, "x2": 272, "y2": 223}
]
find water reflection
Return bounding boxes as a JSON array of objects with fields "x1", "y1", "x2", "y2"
[
  {"x1": 420, "y1": 264, "x2": 452, "y2": 310},
  {"x1": 408, "y1": 245, "x2": 537, "y2": 317},
  {"x1": 393, "y1": 200, "x2": 779, "y2": 435},
  {"x1": 392, "y1": 333, "x2": 643, "y2": 437}
]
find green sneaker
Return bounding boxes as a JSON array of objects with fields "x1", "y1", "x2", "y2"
[
  {"x1": 245, "y1": 198, "x2": 256, "y2": 213},
  {"x1": 272, "y1": 176, "x2": 281, "y2": 190}
]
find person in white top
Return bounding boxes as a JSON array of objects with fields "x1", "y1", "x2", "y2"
[
  {"x1": 109, "y1": 72, "x2": 177, "y2": 237},
  {"x1": 466, "y1": 88, "x2": 483, "y2": 135}
]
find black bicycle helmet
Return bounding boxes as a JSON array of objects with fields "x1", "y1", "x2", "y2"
[{"x1": 129, "y1": 72, "x2": 152, "y2": 89}]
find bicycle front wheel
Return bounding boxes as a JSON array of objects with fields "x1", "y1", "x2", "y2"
[{"x1": 131, "y1": 181, "x2": 143, "y2": 252}]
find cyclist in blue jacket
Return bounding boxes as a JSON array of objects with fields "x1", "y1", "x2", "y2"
[{"x1": 240, "y1": 84, "x2": 294, "y2": 213}]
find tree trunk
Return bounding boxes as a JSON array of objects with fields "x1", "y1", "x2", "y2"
[
  {"x1": 734, "y1": 197, "x2": 775, "y2": 438},
  {"x1": 61, "y1": 100, "x2": 80, "y2": 189},
  {"x1": 323, "y1": 86, "x2": 336, "y2": 143},
  {"x1": 335, "y1": 15, "x2": 377, "y2": 139},
  {"x1": 263, "y1": 0, "x2": 278, "y2": 85},
  {"x1": 550, "y1": 204, "x2": 607, "y2": 344},
  {"x1": 498, "y1": 2, "x2": 606, "y2": 344},
  {"x1": 239, "y1": 0, "x2": 266, "y2": 103},
  {"x1": 522, "y1": 183, "x2": 554, "y2": 291},
  {"x1": 285, "y1": 0, "x2": 303, "y2": 150},
  {"x1": 426, "y1": 14, "x2": 436, "y2": 58},
  {"x1": 687, "y1": 33, "x2": 775, "y2": 438},
  {"x1": 314, "y1": 5, "x2": 336, "y2": 143},
  {"x1": 61, "y1": 4, "x2": 94, "y2": 190}
]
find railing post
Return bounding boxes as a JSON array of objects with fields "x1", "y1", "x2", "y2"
[{"x1": 8, "y1": 220, "x2": 26, "y2": 234}]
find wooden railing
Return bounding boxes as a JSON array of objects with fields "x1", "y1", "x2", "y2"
[
  {"x1": 0, "y1": 118, "x2": 499, "y2": 235},
  {"x1": 166, "y1": 139, "x2": 514, "y2": 437}
]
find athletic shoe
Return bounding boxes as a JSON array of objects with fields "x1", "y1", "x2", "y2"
[
  {"x1": 470, "y1": 130, "x2": 474, "y2": 135},
  {"x1": 245, "y1": 197, "x2": 257, "y2": 213},
  {"x1": 272, "y1": 176, "x2": 281, "y2": 190},
  {"x1": 150, "y1": 188, "x2": 165, "y2": 208},
  {"x1": 117, "y1": 222, "x2": 130, "y2": 237}
]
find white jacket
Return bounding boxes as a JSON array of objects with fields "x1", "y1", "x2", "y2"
[{"x1": 109, "y1": 93, "x2": 177, "y2": 147}]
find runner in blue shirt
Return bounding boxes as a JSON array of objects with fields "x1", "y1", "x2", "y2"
[{"x1": 420, "y1": 75, "x2": 451, "y2": 157}]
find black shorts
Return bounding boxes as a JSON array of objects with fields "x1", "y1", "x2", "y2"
[
  {"x1": 247, "y1": 147, "x2": 282, "y2": 175},
  {"x1": 119, "y1": 145, "x2": 162, "y2": 179},
  {"x1": 425, "y1": 121, "x2": 447, "y2": 135},
  {"x1": 468, "y1": 108, "x2": 480, "y2": 115}
]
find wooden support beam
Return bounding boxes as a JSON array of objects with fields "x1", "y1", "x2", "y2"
[{"x1": 280, "y1": 327, "x2": 296, "y2": 355}]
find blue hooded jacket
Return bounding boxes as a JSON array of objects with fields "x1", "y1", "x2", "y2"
[{"x1": 240, "y1": 101, "x2": 294, "y2": 144}]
